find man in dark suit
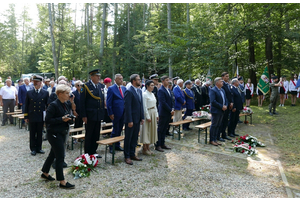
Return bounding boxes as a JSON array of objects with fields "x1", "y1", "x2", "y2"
[
  {"x1": 156, "y1": 76, "x2": 174, "y2": 152},
  {"x1": 192, "y1": 79, "x2": 202, "y2": 111},
  {"x1": 24, "y1": 75, "x2": 49, "y2": 156},
  {"x1": 219, "y1": 72, "x2": 233, "y2": 141},
  {"x1": 80, "y1": 69, "x2": 105, "y2": 158},
  {"x1": 228, "y1": 78, "x2": 243, "y2": 137},
  {"x1": 123, "y1": 74, "x2": 144, "y2": 165},
  {"x1": 209, "y1": 77, "x2": 227, "y2": 146},
  {"x1": 72, "y1": 80, "x2": 83, "y2": 134},
  {"x1": 182, "y1": 80, "x2": 195, "y2": 131},
  {"x1": 201, "y1": 81, "x2": 211, "y2": 106},
  {"x1": 18, "y1": 78, "x2": 33, "y2": 113},
  {"x1": 107, "y1": 74, "x2": 126, "y2": 153}
]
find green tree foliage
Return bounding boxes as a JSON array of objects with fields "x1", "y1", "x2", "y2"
[{"x1": 0, "y1": 3, "x2": 300, "y2": 83}]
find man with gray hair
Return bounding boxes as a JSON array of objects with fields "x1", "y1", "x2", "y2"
[
  {"x1": 172, "y1": 79, "x2": 185, "y2": 133},
  {"x1": 0, "y1": 79, "x2": 18, "y2": 126},
  {"x1": 228, "y1": 78, "x2": 243, "y2": 137},
  {"x1": 208, "y1": 77, "x2": 227, "y2": 146},
  {"x1": 201, "y1": 81, "x2": 211, "y2": 106},
  {"x1": 192, "y1": 79, "x2": 202, "y2": 110}
]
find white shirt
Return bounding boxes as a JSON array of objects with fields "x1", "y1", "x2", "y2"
[
  {"x1": 245, "y1": 83, "x2": 254, "y2": 95},
  {"x1": 0, "y1": 85, "x2": 18, "y2": 99},
  {"x1": 143, "y1": 90, "x2": 158, "y2": 120},
  {"x1": 47, "y1": 87, "x2": 53, "y2": 96},
  {"x1": 289, "y1": 79, "x2": 298, "y2": 92}
]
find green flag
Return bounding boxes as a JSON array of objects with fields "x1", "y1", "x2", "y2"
[{"x1": 258, "y1": 66, "x2": 270, "y2": 95}]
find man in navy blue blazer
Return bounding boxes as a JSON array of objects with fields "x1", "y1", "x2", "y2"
[
  {"x1": 156, "y1": 76, "x2": 174, "y2": 152},
  {"x1": 107, "y1": 74, "x2": 126, "y2": 153},
  {"x1": 209, "y1": 77, "x2": 227, "y2": 146},
  {"x1": 124, "y1": 74, "x2": 144, "y2": 165},
  {"x1": 72, "y1": 81, "x2": 83, "y2": 134},
  {"x1": 182, "y1": 80, "x2": 195, "y2": 131},
  {"x1": 172, "y1": 79, "x2": 185, "y2": 132},
  {"x1": 18, "y1": 78, "x2": 33, "y2": 113},
  {"x1": 228, "y1": 78, "x2": 243, "y2": 137},
  {"x1": 219, "y1": 72, "x2": 233, "y2": 141}
]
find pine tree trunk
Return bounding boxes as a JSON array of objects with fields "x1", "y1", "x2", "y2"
[
  {"x1": 167, "y1": 3, "x2": 172, "y2": 78},
  {"x1": 99, "y1": 3, "x2": 107, "y2": 66},
  {"x1": 112, "y1": 3, "x2": 118, "y2": 78},
  {"x1": 48, "y1": 3, "x2": 59, "y2": 80}
]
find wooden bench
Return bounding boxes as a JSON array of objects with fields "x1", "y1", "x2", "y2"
[
  {"x1": 96, "y1": 136, "x2": 125, "y2": 165},
  {"x1": 195, "y1": 121, "x2": 212, "y2": 144},
  {"x1": 11, "y1": 114, "x2": 24, "y2": 127},
  {"x1": 239, "y1": 113, "x2": 253, "y2": 124},
  {"x1": 169, "y1": 118, "x2": 204, "y2": 140},
  {"x1": 71, "y1": 127, "x2": 124, "y2": 154}
]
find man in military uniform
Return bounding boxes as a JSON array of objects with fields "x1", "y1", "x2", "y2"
[
  {"x1": 269, "y1": 76, "x2": 282, "y2": 116},
  {"x1": 192, "y1": 79, "x2": 202, "y2": 111},
  {"x1": 24, "y1": 75, "x2": 49, "y2": 156},
  {"x1": 80, "y1": 69, "x2": 104, "y2": 158},
  {"x1": 172, "y1": 77, "x2": 180, "y2": 90}
]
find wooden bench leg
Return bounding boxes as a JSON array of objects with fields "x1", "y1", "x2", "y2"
[
  {"x1": 112, "y1": 143, "x2": 115, "y2": 165},
  {"x1": 205, "y1": 128, "x2": 208, "y2": 144},
  {"x1": 105, "y1": 145, "x2": 108, "y2": 163},
  {"x1": 80, "y1": 140, "x2": 83, "y2": 155},
  {"x1": 250, "y1": 114, "x2": 252, "y2": 124},
  {"x1": 18, "y1": 118, "x2": 21, "y2": 129},
  {"x1": 198, "y1": 128, "x2": 200, "y2": 143},
  {"x1": 172, "y1": 126, "x2": 175, "y2": 140},
  {"x1": 71, "y1": 138, "x2": 74, "y2": 150}
]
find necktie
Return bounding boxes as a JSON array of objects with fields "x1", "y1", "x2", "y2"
[
  {"x1": 119, "y1": 86, "x2": 123, "y2": 98},
  {"x1": 35, "y1": 89, "x2": 38, "y2": 94}
]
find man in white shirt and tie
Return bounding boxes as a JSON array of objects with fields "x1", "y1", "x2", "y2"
[{"x1": 0, "y1": 79, "x2": 18, "y2": 126}]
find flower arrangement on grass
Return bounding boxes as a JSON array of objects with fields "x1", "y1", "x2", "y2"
[
  {"x1": 242, "y1": 106, "x2": 253, "y2": 114},
  {"x1": 233, "y1": 143, "x2": 257, "y2": 156},
  {"x1": 231, "y1": 134, "x2": 266, "y2": 148},
  {"x1": 71, "y1": 154, "x2": 98, "y2": 179},
  {"x1": 200, "y1": 105, "x2": 211, "y2": 113}
]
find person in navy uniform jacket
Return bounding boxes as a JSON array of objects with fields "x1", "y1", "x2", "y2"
[
  {"x1": 72, "y1": 80, "x2": 83, "y2": 135},
  {"x1": 18, "y1": 78, "x2": 33, "y2": 112},
  {"x1": 219, "y1": 72, "x2": 233, "y2": 141},
  {"x1": 228, "y1": 78, "x2": 243, "y2": 137},
  {"x1": 155, "y1": 76, "x2": 174, "y2": 152},
  {"x1": 209, "y1": 77, "x2": 228, "y2": 146},
  {"x1": 80, "y1": 69, "x2": 104, "y2": 158},
  {"x1": 106, "y1": 74, "x2": 126, "y2": 153},
  {"x1": 123, "y1": 74, "x2": 144, "y2": 165},
  {"x1": 182, "y1": 80, "x2": 195, "y2": 131},
  {"x1": 24, "y1": 75, "x2": 49, "y2": 156}
]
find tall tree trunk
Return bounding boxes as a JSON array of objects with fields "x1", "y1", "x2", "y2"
[
  {"x1": 73, "y1": 3, "x2": 77, "y2": 77},
  {"x1": 248, "y1": 29, "x2": 257, "y2": 86},
  {"x1": 127, "y1": 3, "x2": 130, "y2": 70},
  {"x1": 86, "y1": 3, "x2": 90, "y2": 78},
  {"x1": 265, "y1": 8, "x2": 273, "y2": 75},
  {"x1": 90, "y1": 4, "x2": 93, "y2": 45},
  {"x1": 187, "y1": 3, "x2": 191, "y2": 79},
  {"x1": 112, "y1": 3, "x2": 118, "y2": 78},
  {"x1": 99, "y1": 3, "x2": 107, "y2": 66},
  {"x1": 167, "y1": 3, "x2": 172, "y2": 78},
  {"x1": 48, "y1": 3, "x2": 59, "y2": 80},
  {"x1": 21, "y1": 6, "x2": 25, "y2": 76}
]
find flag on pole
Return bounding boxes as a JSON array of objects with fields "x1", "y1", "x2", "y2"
[
  {"x1": 257, "y1": 66, "x2": 270, "y2": 95},
  {"x1": 234, "y1": 65, "x2": 239, "y2": 78},
  {"x1": 206, "y1": 67, "x2": 212, "y2": 82},
  {"x1": 296, "y1": 72, "x2": 300, "y2": 89}
]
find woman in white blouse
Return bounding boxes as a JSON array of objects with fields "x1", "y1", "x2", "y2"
[
  {"x1": 245, "y1": 78, "x2": 253, "y2": 107},
  {"x1": 289, "y1": 74, "x2": 298, "y2": 106},
  {"x1": 141, "y1": 80, "x2": 159, "y2": 155}
]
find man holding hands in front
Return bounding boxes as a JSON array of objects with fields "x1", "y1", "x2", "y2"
[{"x1": 209, "y1": 77, "x2": 227, "y2": 146}]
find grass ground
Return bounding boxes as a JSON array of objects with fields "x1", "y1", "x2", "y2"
[{"x1": 249, "y1": 95, "x2": 300, "y2": 189}]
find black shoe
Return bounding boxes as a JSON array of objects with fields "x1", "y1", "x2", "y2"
[
  {"x1": 63, "y1": 162, "x2": 68, "y2": 168},
  {"x1": 1, "y1": 124, "x2": 5, "y2": 126},
  {"x1": 273, "y1": 112, "x2": 278, "y2": 115},
  {"x1": 183, "y1": 128, "x2": 189, "y2": 131},
  {"x1": 109, "y1": 149, "x2": 113, "y2": 154},
  {"x1": 41, "y1": 173, "x2": 55, "y2": 181},
  {"x1": 59, "y1": 182, "x2": 75, "y2": 189},
  {"x1": 233, "y1": 133, "x2": 239, "y2": 136},
  {"x1": 115, "y1": 146, "x2": 124, "y2": 151},
  {"x1": 93, "y1": 154, "x2": 102, "y2": 158},
  {"x1": 136, "y1": 144, "x2": 141, "y2": 147},
  {"x1": 222, "y1": 136, "x2": 231, "y2": 140},
  {"x1": 37, "y1": 150, "x2": 45, "y2": 154},
  {"x1": 269, "y1": 112, "x2": 273, "y2": 116},
  {"x1": 187, "y1": 128, "x2": 192, "y2": 130},
  {"x1": 217, "y1": 138, "x2": 225, "y2": 142},
  {"x1": 166, "y1": 132, "x2": 173, "y2": 136},
  {"x1": 229, "y1": 134, "x2": 235, "y2": 137},
  {"x1": 31, "y1": 151, "x2": 36, "y2": 156},
  {"x1": 238, "y1": 120, "x2": 243, "y2": 123}
]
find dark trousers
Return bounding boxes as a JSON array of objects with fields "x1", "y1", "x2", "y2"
[
  {"x1": 29, "y1": 121, "x2": 44, "y2": 151},
  {"x1": 182, "y1": 109, "x2": 193, "y2": 129},
  {"x1": 124, "y1": 122, "x2": 140, "y2": 158},
  {"x1": 166, "y1": 115, "x2": 172, "y2": 136},
  {"x1": 84, "y1": 120, "x2": 101, "y2": 155},
  {"x1": 2, "y1": 99, "x2": 15, "y2": 125},
  {"x1": 157, "y1": 114, "x2": 170, "y2": 147},
  {"x1": 210, "y1": 113, "x2": 224, "y2": 142},
  {"x1": 42, "y1": 132, "x2": 66, "y2": 181},
  {"x1": 219, "y1": 109, "x2": 229, "y2": 138},
  {"x1": 74, "y1": 116, "x2": 83, "y2": 134},
  {"x1": 110, "y1": 114, "x2": 124, "y2": 149},
  {"x1": 103, "y1": 109, "x2": 112, "y2": 130},
  {"x1": 228, "y1": 110, "x2": 240, "y2": 136}
]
